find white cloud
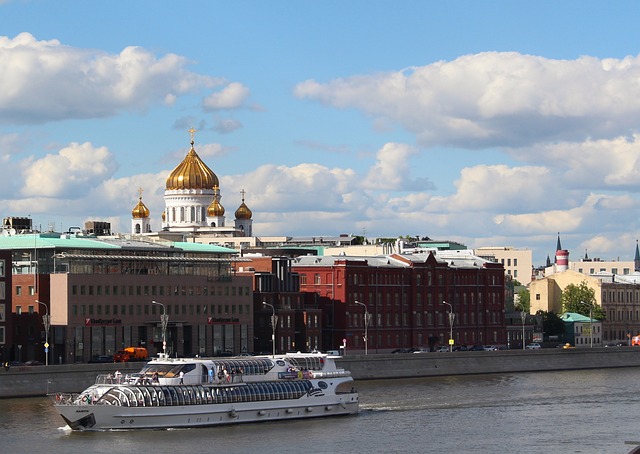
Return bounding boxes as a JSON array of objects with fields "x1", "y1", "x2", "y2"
[
  {"x1": 222, "y1": 163, "x2": 357, "y2": 213},
  {"x1": 21, "y1": 142, "x2": 118, "y2": 198},
  {"x1": 362, "y1": 142, "x2": 434, "y2": 191},
  {"x1": 0, "y1": 32, "x2": 222, "y2": 124},
  {"x1": 294, "y1": 52, "x2": 640, "y2": 148},
  {"x1": 203, "y1": 82, "x2": 250, "y2": 110},
  {"x1": 213, "y1": 118, "x2": 243, "y2": 134},
  {"x1": 432, "y1": 164, "x2": 557, "y2": 212},
  {"x1": 510, "y1": 134, "x2": 640, "y2": 191}
]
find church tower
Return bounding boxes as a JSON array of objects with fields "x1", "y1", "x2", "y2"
[
  {"x1": 234, "y1": 189, "x2": 253, "y2": 236},
  {"x1": 206, "y1": 186, "x2": 225, "y2": 227},
  {"x1": 163, "y1": 128, "x2": 218, "y2": 232},
  {"x1": 131, "y1": 188, "x2": 151, "y2": 234}
]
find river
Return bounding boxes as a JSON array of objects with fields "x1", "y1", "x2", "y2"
[{"x1": 1, "y1": 368, "x2": 639, "y2": 454}]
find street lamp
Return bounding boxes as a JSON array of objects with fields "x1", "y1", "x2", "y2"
[
  {"x1": 354, "y1": 301, "x2": 370, "y2": 355},
  {"x1": 520, "y1": 307, "x2": 526, "y2": 350},
  {"x1": 263, "y1": 301, "x2": 277, "y2": 357},
  {"x1": 578, "y1": 301, "x2": 594, "y2": 348},
  {"x1": 35, "y1": 300, "x2": 50, "y2": 366},
  {"x1": 441, "y1": 301, "x2": 455, "y2": 352},
  {"x1": 152, "y1": 301, "x2": 168, "y2": 355}
]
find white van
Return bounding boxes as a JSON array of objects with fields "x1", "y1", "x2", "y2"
[{"x1": 325, "y1": 350, "x2": 341, "y2": 356}]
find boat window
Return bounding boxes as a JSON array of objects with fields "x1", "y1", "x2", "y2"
[{"x1": 169, "y1": 386, "x2": 182, "y2": 405}]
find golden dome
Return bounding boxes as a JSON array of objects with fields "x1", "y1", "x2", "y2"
[
  {"x1": 235, "y1": 191, "x2": 252, "y2": 220},
  {"x1": 165, "y1": 141, "x2": 219, "y2": 190},
  {"x1": 208, "y1": 191, "x2": 225, "y2": 216},
  {"x1": 132, "y1": 196, "x2": 150, "y2": 219}
]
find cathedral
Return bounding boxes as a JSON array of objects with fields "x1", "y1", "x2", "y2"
[{"x1": 131, "y1": 129, "x2": 252, "y2": 239}]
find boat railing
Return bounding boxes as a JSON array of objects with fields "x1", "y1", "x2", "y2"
[
  {"x1": 49, "y1": 392, "x2": 79, "y2": 406},
  {"x1": 277, "y1": 370, "x2": 351, "y2": 380},
  {"x1": 309, "y1": 370, "x2": 351, "y2": 379},
  {"x1": 95, "y1": 373, "x2": 130, "y2": 385}
]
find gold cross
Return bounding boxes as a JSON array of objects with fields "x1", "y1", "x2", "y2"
[
  {"x1": 138, "y1": 187, "x2": 143, "y2": 199},
  {"x1": 188, "y1": 127, "x2": 197, "y2": 143}
]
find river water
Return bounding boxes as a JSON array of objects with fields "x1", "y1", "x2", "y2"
[{"x1": 1, "y1": 368, "x2": 639, "y2": 454}]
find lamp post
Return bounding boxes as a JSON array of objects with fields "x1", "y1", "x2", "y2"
[
  {"x1": 354, "y1": 301, "x2": 370, "y2": 355},
  {"x1": 152, "y1": 301, "x2": 168, "y2": 355},
  {"x1": 263, "y1": 301, "x2": 277, "y2": 357},
  {"x1": 579, "y1": 301, "x2": 594, "y2": 348},
  {"x1": 35, "y1": 300, "x2": 50, "y2": 366},
  {"x1": 441, "y1": 301, "x2": 455, "y2": 352},
  {"x1": 520, "y1": 308, "x2": 526, "y2": 350}
]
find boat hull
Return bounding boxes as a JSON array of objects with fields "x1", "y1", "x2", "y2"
[{"x1": 55, "y1": 396, "x2": 359, "y2": 430}]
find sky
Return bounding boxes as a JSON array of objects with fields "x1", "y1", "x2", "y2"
[{"x1": 2, "y1": 1, "x2": 640, "y2": 266}]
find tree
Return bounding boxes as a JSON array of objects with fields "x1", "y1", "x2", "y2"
[
  {"x1": 536, "y1": 310, "x2": 564, "y2": 337},
  {"x1": 561, "y1": 281, "x2": 605, "y2": 320},
  {"x1": 515, "y1": 289, "x2": 530, "y2": 312}
]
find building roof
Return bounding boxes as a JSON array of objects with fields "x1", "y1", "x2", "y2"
[
  {"x1": 560, "y1": 312, "x2": 597, "y2": 323},
  {"x1": 292, "y1": 249, "x2": 495, "y2": 269},
  {"x1": 0, "y1": 233, "x2": 119, "y2": 250},
  {"x1": 0, "y1": 232, "x2": 238, "y2": 255}
]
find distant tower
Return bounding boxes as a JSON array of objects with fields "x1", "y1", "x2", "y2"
[
  {"x1": 555, "y1": 232, "x2": 569, "y2": 272},
  {"x1": 635, "y1": 240, "x2": 640, "y2": 272},
  {"x1": 131, "y1": 188, "x2": 151, "y2": 234},
  {"x1": 234, "y1": 189, "x2": 253, "y2": 236}
]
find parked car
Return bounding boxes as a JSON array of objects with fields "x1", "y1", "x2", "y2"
[
  {"x1": 435, "y1": 346, "x2": 450, "y2": 352},
  {"x1": 88, "y1": 355, "x2": 114, "y2": 363},
  {"x1": 483, "y1": 345, "x2": 499, "y2": 351},
  {"x1": 413, "y1": 348, "x2": 430, "y2": 353},
  {"x1": 467, "y1": 345, "x2": 486, "y2": 351},
  {"x1": 24, "y1": 360, "x2": 44, "y2": 366},
  {"x1": 526, "y1": 343, "x2": 542, "y2": 349},
  {"x1": 605, "y1": 342, "x2": 626, "y2": 347}
]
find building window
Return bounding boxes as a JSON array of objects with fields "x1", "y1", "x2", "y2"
[
  {"x1": 15, "y1": 286, "x2": 21, "y2": 296},
  {"x1": 536, "y1": 294, "x2": 540, "y2": 300},
  {"x1": 0, "y1": 260, "x2": 4, "y2": 277}
]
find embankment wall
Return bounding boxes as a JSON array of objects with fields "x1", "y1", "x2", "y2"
[{"x1": 1, "y1": 348, "x2": 639, "y2": 398}]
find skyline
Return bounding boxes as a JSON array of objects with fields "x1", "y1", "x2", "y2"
[{"x1": 2, "y1": 1, "x2": 640, "y2": 265}]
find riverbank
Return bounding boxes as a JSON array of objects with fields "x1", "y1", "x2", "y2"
[{"x1": 1, "y1": 347, "x2": 639, "y2": 398}]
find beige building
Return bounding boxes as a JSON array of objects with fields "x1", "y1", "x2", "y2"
[
  {"x1": 474, "y1": 247, "x2": 533, "y2": 285},
  {"x1": 530, "y1": 270, "x2": 601, "y2": 314}
]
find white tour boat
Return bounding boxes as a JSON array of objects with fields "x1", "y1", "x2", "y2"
[{"x1": 51, "y1": 352, "x2": 359, "y2": 430}]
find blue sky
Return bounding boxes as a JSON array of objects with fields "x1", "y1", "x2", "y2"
[{"x1": 2, "y1": 1, "x2": 640, "y2": 266}]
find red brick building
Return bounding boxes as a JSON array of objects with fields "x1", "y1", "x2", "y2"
[{"x1": 292, "y1": 250, "x2": 506, "y2": 353}]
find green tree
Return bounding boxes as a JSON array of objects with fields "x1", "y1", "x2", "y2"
[
  {"x1": 536, "y1": 310, "x2": 564, "y2": 337},
  {"x1": 561, "y1": 281, "x2": 605, "y2": 320},
  {"x1": 515, "y1": 289, "x2": 530, "y2": 312}
]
